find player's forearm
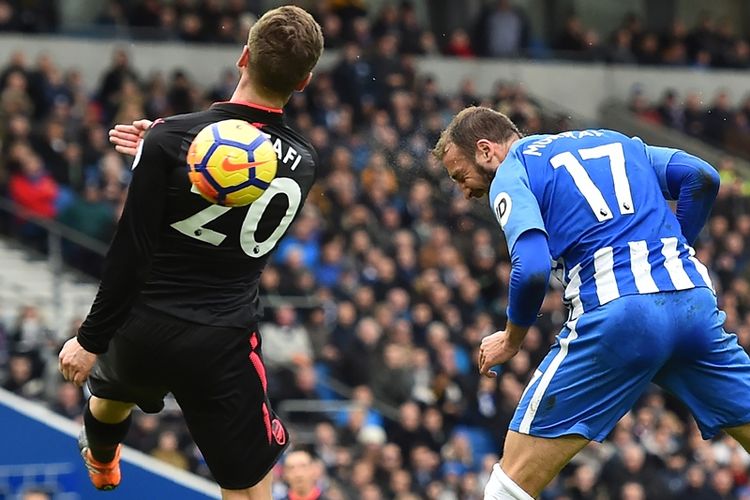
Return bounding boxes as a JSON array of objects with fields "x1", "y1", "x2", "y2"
[
  {"x1": 665, "y1": 151, "x2": 720, "y2": 245},
  {"x1": 505, "y1": 320, "x2": 531, "y2": 347},
  {"x1": 506, "y1": 230, "x2": 551, "y2": 327}
]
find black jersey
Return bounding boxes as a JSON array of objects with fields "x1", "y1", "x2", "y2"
[{"x1": 77, "y1": 102, "x2": 318, "y2": 354}]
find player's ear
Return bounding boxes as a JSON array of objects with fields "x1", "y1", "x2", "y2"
[
  {"x1": 476, "y1": 139, "x2": 493, "y2": 161},
  {"x1": 237, "y1": 45, "x2": 250, "y2": 70},
  {"x1": 295, "y1": 72, "x2": 313, "y2": 92}
]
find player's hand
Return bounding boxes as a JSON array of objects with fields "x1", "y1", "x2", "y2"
[
  {"x1": 108, "y1": 119, "x2": 153, "y2": 156},
  {"x1": 478, "y1": 330, "x2": 520, "y2": 378},
  {"x1": 58, "y1": 337, "x2": 97, "y2": 387}
]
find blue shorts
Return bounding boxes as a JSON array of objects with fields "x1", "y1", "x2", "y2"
[{"x1": 510, "y1": 287, "x2": 750, "y2": 441}]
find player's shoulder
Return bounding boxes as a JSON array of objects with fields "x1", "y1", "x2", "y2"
[
  {"x1": 263, "y1": 122, "x2": 320, "y2": 176},
  {"x1": 275, "y1": 123, "x2": 318, "y2": 164},
  {"x1": 143, "y1": 111, "x2": 216, "y2": 145},
  {"x1": 157, "y1": 109, "x2": 226, "y2": 131}
]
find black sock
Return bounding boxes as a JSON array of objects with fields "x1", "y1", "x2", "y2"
[{"x1": 83, "y1": 401, "x2": 132, "y2": 463}]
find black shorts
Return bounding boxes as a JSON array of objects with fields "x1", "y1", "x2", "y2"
[{"x1": 88, "y1": 308, "x2": 289, "y2": 489}]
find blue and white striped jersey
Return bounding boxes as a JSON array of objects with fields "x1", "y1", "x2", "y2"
[{"x1": 489, "y1": 129, "x2": 713, "y2": 321}]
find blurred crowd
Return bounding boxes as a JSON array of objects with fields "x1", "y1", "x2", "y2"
[
  {"x1": 2, "y1": 14, "x2": 750, "y2": 500},
  {"x1": 541, "y1": 10, "x2": 750, "y2": 68},
  {"x1": 2, "y1": 0, "x2": 750, "y2": 69},
  {"x1": 630, "y1": 88, "x2": 750, "y2": 161}
]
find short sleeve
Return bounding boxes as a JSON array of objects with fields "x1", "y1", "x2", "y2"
[{"x1": 489, "y1": 155, "x2": 547, "y2": 253}]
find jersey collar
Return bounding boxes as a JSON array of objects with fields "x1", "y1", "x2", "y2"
[
  {"x1": 214, "y1": 99, "x2": 283, "y2": 114},
  {"x1": 211, "y1": 101, "x2": 285, "y2": 126}
]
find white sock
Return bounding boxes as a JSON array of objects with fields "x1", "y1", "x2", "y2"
[{"x1": 484, "y1": 464, "x2": 535, "y2": 500}]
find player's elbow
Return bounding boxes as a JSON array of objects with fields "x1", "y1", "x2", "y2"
[
  {"x1": 524, "y1": 268, "x2": 551, "y2": 297},
  {"x1": 518, "y1": 255, "x2": 551, "y2": 297},
  {"x1": 687, "y1": 156, "x2": 720, "y2": 202},
  {"x1": 701, "y1": 165, "x2": 721, "y2": 201}
]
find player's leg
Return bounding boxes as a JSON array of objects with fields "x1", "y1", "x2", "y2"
[
  {"x1": 491, "y1": 296, "x2": 674, "y2": 498},
  {"x1": 725, "y1": 424, "x2": 750, "y2": 451},
  {"x1": 220, "y1": 471, "x2": 272, "y2": 500},
  {"x1": 169, "y1": 325, "x2": 289, "y2": 492},
  {"x1": 654, "y1": 288, "x2": 750, "y2": 444},
  {"x1": 82, "y1": 314, "x2": 170, "y2": 489},
  {"x1": 486, "y1": 431, "x2": 588, "y2": 499},
  {"x1": 84, "y1": 396, "x2": 134, "y2": 460},
  {"x1": 78, "y1": 396, "x2": 134, "y2": 490}
]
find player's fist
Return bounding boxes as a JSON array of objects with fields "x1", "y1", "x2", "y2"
[
  {"x1": 58, "y1": 337, "x2": 97, "y2": 387},
  {"x1": 109, "y1": 119, "x2": 153, "y2": 156},
  {"x1": 478, "y1": 330, "x2": 521, "y2": 378}
]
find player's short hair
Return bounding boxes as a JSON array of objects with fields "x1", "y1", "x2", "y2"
[
  {"x1": 246, "y1": 6, "x2": 324, "y2": 99},
  {"x1": 432, "y1": 106, "x2": 521, "y2": 161}
]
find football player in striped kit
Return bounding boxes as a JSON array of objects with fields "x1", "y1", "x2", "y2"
[{"x1": 433, "y1": 106, "x2": 750, "y2": 500}]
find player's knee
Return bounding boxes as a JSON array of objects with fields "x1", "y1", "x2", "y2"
[
  {"x1": 220, "y1": 471, "x2": 273, "y2": 500},
  {"x1": 219, "y1": 488, "x2": 255, "y2": 500},
  {"x1": 725, "y1": 422, "x2": 750, "y2": 451},
  {"x1": 89, "y1": 396, "x2": 134, "y2": 424},
  {"x1": 484, "y1": 464, "x2": 535, "y2": 500}
]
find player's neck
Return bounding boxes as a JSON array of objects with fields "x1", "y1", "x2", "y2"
[
  {"x1": 230, "y1": 82, "x2": 287, "y2": 112},
  {"x1": 499, "y1": 137, "x2": 520, "y2": 165},
  {"x1": 485, "y1": 137, "x2": 518, "y2": 176}
]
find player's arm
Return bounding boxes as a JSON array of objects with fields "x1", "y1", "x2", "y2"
[
  {"x1": 76, "y1": 128, "x2": 169, "y2": 354},
  {"x1": 645, "y1": 144, "x2": 720, "y2": 245},
  {"x1": 508, "y1": 230, "x2": 552, "y2": 329},
  {"x1": 480, "y1": 158, "x2": 550, "y2": 377},
  {"x1": 480, "y1": 230, "x2": 551, "y2": 377}
]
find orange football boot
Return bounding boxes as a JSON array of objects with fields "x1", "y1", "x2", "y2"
[{"x1": 78, "y1": 428, "x2": 122, "y2": 490}]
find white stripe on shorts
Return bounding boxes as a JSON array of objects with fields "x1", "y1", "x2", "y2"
[
  {"x1": 519, "y1": 319, "x2": 579, "y2": 434},
  {"x1": 593, "y1": 246, "x2": 620, "y2": 304},
  {"x1": 661, "y1": 237, "x2": 694, "y2": 290},
  {"x1": 628, "y1": 240, "x2": 659, "y2": 294},
  {"x1": 518, "y1": 369, "x2": 542, "y2": 408}
]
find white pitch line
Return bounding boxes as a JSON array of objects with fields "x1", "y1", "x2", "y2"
[{"x1": 0, "y1": 388, "x2": 220, "y2": 498}]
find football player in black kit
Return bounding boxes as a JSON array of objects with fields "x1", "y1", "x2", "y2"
[{"x1": 57, "y1": 6, "x2": 324, "y2": 498}]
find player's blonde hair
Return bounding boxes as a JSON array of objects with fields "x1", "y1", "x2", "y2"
[
  {"x1": 433, "y1": 106, "x2": 521, "y2": 161},
  {"x1": 246, "y1": 6, "x2": 324, "y2": 100}
]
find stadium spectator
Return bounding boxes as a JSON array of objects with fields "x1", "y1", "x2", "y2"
[
  {"x1": 370, "y1": 343, "x2": 413, "y2": 407},
  {"x1": 472, "y1": 0, "x2": 529, "y2": 58},
  {"x1": 57, "y1": 183, "x2": 115, "y2": 242},
  {"x1": 680, "y1": 464, "x2": 720, "y2": 499},
  {"x1": 555, "y1": 15, "x2": 589, "y2": 53},
  {"x1": 50, "y1": 382, "x2": 85, "y2": 421},
  {"x1": 2, "y1": 354, "x2": 44, "y2": 400},
  {"x1": 151, "y1": 429, "x2": 189, "y2": 470},
  {"x1": 607, "y1": 28, "x2": 638, "y2": 64},
  {"x1": 444, "y1": 29, "x2": 476, "y2": 58},
  {"x1": 280, "y1": 450, "x2": 322, "y2": 500},
  {"x1": 262, "y1": 304, "x2": 315, "y2": 402},
  {"x1": 397, "y1": 2, "x2": 424, "y2": 55},
  {"x1": 601, "y1": 442, "x2": 671, "y2": 498},
  {"x1": 97, "y1": 49, "x2": 139, "y2": 121}
]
